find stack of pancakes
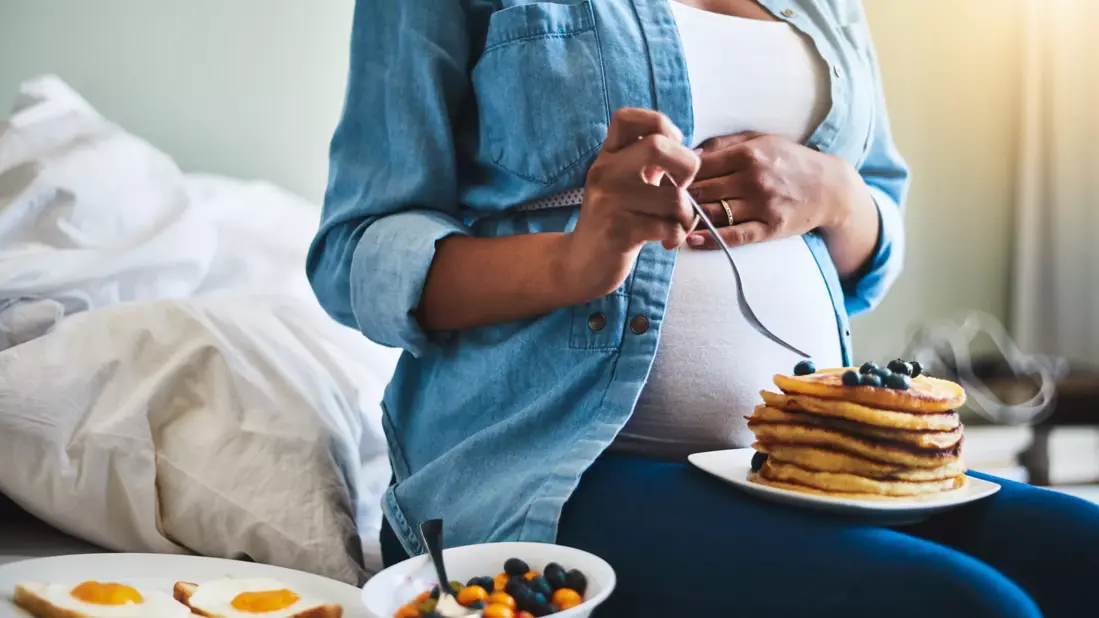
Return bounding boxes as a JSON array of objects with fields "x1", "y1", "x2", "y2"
[{"x1": 747, "y1": 368, "x2": 968, "y2": 499}]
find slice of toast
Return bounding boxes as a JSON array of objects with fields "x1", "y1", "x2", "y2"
[
  {"x1": 13, "y1": 584, "x2": 88, "y2": 618},
  {"x1": 173, "y1": 582, "x2": 342, "y2": 618}
]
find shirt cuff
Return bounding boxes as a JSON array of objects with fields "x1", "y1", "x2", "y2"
[
  {"x1": 349, "y1": 210, "x2": 471, "y2": 356},
  {"x1": 842, "y1": 186, "x2": 906, "y2": 317}
]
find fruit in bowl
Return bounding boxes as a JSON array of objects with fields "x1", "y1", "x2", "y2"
[
  {"x1": 361, "y1": 542, "x2": 615, "y2": 618},
  {"x1": 394, "y1": 557, "x2": 586, "y2": 617}
]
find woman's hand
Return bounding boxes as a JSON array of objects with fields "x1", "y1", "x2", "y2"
[
  {"x1": 563, "y1": 108, "x2": 701, "y2": 301},
  {"x1": 684, "y1": 132, "x2": 880, "y2": 277}
]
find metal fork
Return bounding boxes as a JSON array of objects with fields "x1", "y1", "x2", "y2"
[{"x1": 672, "y1": 180, "x2": 812, "y2": 359}]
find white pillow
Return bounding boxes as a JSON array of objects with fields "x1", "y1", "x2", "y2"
[
  {"x1": 0, "y1": 294, "x2": 399, "y2": 584},
  {"x1": 0, "y1": 75, "x2": 403, "y2": 581}
]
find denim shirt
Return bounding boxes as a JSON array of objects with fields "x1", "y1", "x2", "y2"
[{"x1": 308, "y1": 0, "x2": 909, "y2": 557}]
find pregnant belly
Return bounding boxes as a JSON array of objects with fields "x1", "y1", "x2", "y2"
[{"x1": 616, "y1": 236, "x2": 843, "y2": 460}]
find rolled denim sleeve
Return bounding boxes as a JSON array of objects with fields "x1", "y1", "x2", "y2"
[
  {"x1": 841, "y1": 10, "x2": 911, "y2": 317},
  {"x1": 306, "y1": 0, "x2": 471, "y2": 356}
]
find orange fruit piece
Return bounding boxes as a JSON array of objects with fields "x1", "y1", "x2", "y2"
[
  {"x1": 552, "y1": 588, "x2": 583, "y2": 610},
  {"x1": 488, "y1": 592, "x2": 516, "y2": 610},
  {"x1": 456, "y1": 585, "x2": 488, "y2": 606},
  {"x1": 483, "y1": 604, "x2": 515, "y2": 618}
]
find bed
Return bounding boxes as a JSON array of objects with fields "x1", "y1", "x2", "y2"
[{"x1": 0, "y1": 76, "x2": 398, "y2": 584}]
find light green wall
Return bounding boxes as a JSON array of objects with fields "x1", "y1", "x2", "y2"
[
  {"x1": 857, "y1": 0, "x2": 1023, "y2": 360},
  {"x1": 0, "y1": 0, "x2": 1023, "y2": 360},
  {"x1": 0, "y1": 0, "x2": 354, "y2": 202}
]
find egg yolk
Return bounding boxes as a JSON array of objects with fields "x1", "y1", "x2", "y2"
[
  {"x1": 231, "y1": 589, "x2": 301, "y2": 613},
  {"x1": 70, "y1": 581, "x2": 144, "y2": 605}
]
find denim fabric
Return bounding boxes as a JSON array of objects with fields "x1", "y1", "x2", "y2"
[{"x1": 308, "y1": 0, "x2": 910, "y2": 556}]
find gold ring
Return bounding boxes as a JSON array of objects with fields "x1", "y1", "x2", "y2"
[{"x1": 720, "y1": 199, "x2": 734, "y2": 227}]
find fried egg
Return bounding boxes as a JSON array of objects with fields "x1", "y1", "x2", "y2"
[
  {"x1": 14, "y1": 580, "x2": 191, "y2": 618},
  {"x1": 186, "y1": 578, "x2": 328, "y2": 617}
]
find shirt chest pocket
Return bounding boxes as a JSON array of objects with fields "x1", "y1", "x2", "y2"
[{"x1": 471, "y1": 0, "x2": 610, "y2": 186}]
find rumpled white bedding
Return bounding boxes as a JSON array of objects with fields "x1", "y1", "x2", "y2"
[{"x1": 0, "y1": 75, "x2": 401, "y2": 583}]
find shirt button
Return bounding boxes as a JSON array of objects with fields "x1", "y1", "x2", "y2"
[
  {"x1": 630, "y1": 315, "x2": 650, "y2": 335},
  {"x1": 781, "y1": 8, "x2": 796, "y2": 18},
  {"x1": 588, "y1": 312, "x2": 607, "y2": 331},
  {"x1": 833, "y1": 64, "x2": 843, "y2": 78}
]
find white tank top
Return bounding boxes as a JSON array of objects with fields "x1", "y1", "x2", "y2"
[{"x1": 612, "y1": 1, "x2": 842, "y2": 460}]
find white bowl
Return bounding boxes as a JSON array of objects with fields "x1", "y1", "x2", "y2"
[{"x1": 362, "y1": 542, "x2": 616, "y2": 618}]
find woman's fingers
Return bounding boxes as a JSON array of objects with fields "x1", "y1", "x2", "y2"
[
  {"x1": 696, "y1": 143, "x2": 758, "y2": 181},
  {"x1": 621, "y1": 134, "x2": 700, "y2": 188},
  {"x1": 686, "y1": 220, "x2": 771, "y2": 249},
  {"x1": 596, "y1": 134, "x2": 697, "y2": 228},
  {"x1": 585, "y1": 178, "x2": 693, "y2": 233},
  {"x1": 696, "y1": 198, "x2": 750, "y2": 228},
  {"x1": 590, "y1": 128, "x2": 699, "y2": 194},
  {"x1": 688, "y1": 172, "x2": 755, "y2": 204},
  {"x1": 696, "y1": 131, "x2": 765, "y2": 154},
  {"x1": 582, "y1": 107, "x2": 702, "y2": 249},
  {"x1": 628, "y1": 213, "x2": 690, "y2": 250},
  {"x1": 604, "y1": 108, "x2": 684, "y2": 153}
]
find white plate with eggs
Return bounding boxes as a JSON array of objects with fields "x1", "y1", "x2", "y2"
[{"x1": 0, "y1": 553, "x2": 369, "y2": 617}]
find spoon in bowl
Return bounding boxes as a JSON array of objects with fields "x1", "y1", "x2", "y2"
[{"x1": 419, "y1": 519, "x2": 481, "y2": 618}]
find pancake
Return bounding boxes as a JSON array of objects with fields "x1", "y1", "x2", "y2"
[
  {"x1": 747, "y1": 417, "x2": 963, "y2": 468},
  {"x1": 773, "y1": 369, "x2": 966, "y2": 414},
  {"x1": 757, "y1": 458, "x2": 967, "y2": 497},
  {"x1": 749, "y1": 474, "x2": 903, "y2": 500},
  {"x1": 747, "y1": 405, "x2": 963, "y2": 450},
  {"x1": 750, "y1": 466, "x2": 967, "y2": 499},
  {"x1": 753, "y1": 443, "x2": 967, "y2": 481},
  {"x1": 760, "y1": 391, "x2": 960, "y2": 431}
]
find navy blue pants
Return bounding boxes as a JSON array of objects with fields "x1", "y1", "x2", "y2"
[{"x1": 381, "y1": 454, "x2": 1099, "y2": 617}]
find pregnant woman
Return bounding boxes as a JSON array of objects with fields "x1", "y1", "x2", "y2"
[{"x1": 309, "y1": 0, "x2": 1099, "y2": 615}]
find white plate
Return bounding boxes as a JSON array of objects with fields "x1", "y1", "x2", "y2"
[
  {"x1": 688, "y1": 448, "x2": 1001, "y2": 526},
  {"x1": 0, "y1": 554, "x2": 369, "y2": 617}
]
